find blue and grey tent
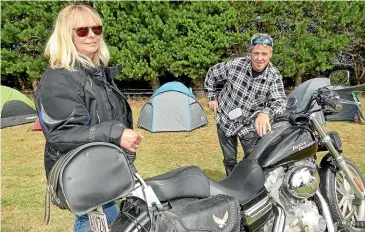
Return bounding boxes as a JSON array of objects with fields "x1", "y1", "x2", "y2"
[{"x1": 137, "y1": 82, "x2": 208, "y2": 132}]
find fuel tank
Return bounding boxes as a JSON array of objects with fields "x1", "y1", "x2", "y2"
[{"x1": 246, "y1": 121, "x2": 318, "y2": 169}]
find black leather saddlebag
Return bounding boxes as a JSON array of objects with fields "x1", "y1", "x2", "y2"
[
  {"x1": 155, "y1": 194, "x2": 240, "y2": 232},
  {"x1": 46, "y1": 142, "x2": 135, "y2": 216}
]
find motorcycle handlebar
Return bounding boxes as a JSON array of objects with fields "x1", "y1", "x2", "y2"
[
  {"x1": 230, "y1": 110, "x2": 261, "y2": 135},
  {"x1": 275, "y1": 112, "x2": 291, "y2": 120},
  {"x1": 321, "y1": 95, "x2": 342, "y2": 111}
]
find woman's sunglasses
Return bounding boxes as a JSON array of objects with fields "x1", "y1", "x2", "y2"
[
  {"x1": 251, "y1": 37, "x2": 273, "y2": 47},
  {"x1": 73, "y1": 26, "x2": 103, "y2": 37}
]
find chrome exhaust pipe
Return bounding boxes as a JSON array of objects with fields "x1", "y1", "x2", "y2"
[
  {"x1": 315, "y1": 191, "x2": 335, "y2": 232},
  {"x1": 272, "y1": 205, "x2": 285, "y2": 232}
]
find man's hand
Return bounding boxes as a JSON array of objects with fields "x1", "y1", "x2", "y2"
[
  {"x1": 120, "y1": 128, "x2": 144, "y2": 152},
  {"x1": 208, "y1": 100, "x2": 219, "y2": 114},
  {"x1": 255, "y1": 112, "x2": 271, "y2": 137}
]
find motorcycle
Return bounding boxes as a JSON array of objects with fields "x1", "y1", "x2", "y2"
[{"x1": 81, "y1": 71, "x2": 365, "y2": 232}]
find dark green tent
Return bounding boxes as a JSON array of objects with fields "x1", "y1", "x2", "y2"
[
  {"x1": 326, "y1": 89, "x2": 365, "y2": 123},
  {"x1": 1, "y1": 85, "x2": 37, "y2": 128}
]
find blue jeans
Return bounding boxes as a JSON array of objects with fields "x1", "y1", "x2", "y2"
[{"x1": 73, "y1": 201, "x2": 120, "y2": 232}]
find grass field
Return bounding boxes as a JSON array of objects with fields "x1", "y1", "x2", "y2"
[{"x1": 2, "y1": 97, "x2": 365, "y2": 232}]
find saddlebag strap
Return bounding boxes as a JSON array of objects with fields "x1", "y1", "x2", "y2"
[
  {"x1": 44, "y1": 147, "x2": 74, "y2": 224},
  {"x1": 44, "y1": 149, "x2": 72, "y2": 224},
  {"x1": 47, "y1": 146, "x2": 77, "y2": 210},
  {"x1": 43, "y1": 187, "x2": 51, "y2": 224}
]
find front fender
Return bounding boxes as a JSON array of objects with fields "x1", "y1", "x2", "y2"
[
  {"x1": 318, "y1": 153, "x2": 338, "y2": 202},
  {"x1": 319, "y1": 153, "x2": 339, "y2": 172}
]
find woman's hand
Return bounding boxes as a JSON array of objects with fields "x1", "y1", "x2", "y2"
[{"x1": 120, "y1": 128, "x2": 144, "y2": 152}]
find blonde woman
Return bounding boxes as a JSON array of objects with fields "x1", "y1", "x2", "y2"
[{"x1": 35, "y1": 4, "x2": 143, "y2": 231}]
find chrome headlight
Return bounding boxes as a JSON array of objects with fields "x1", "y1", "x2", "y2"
[{"x1": 284, "y1": 166, "x2": 320, "y2": 199}]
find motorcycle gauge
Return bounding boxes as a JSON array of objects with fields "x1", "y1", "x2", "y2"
[{"x1": 286, "y1": 97, "x2": 297, "y2": 109}]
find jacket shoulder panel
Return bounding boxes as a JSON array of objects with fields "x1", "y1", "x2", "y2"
[
  {"x1": 37, "y1": 68, "x2": 87, "y2": 120},
  {"x1": 41, "y1": 68, "x2": 86, "y2": 92}
]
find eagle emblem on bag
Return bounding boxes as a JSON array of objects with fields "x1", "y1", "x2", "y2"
[{"x1": 213, "y1": 210, "x2": 228, "y2": 228}]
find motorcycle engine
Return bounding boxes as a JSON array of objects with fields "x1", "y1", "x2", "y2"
[
  {"x1": 283, "y1": 161, "x2": 320, "y2": 199},
  {"x1": 264, "y1": 160, "x2": 327, "y2": 232}
]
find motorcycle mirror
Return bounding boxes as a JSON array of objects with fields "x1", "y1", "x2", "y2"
[
  {"x1": 228, "y1": 108, "x2": 242, "y2": 120},
  {"x1": 329, "y1": 69, "x2": 350, "y2": 86}
]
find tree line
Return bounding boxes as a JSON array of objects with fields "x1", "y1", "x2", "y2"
[{"x1": 1, "y1": 1, "x2": 365, "y2": 91}]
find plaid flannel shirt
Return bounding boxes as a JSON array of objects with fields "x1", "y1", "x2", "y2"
[{"x1": 204, "y1": 56, "x2": 286, "y2": 138}]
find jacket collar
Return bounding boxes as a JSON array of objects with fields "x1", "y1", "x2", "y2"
[
  {"x1": 105, "y1": 64, "x2": 123, "y2": 82},
  {"x1": 80, "y1": 63, "x2": 123, "y2": 83}
]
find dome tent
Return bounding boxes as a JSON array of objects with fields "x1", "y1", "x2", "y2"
[
  {"x1": 137, "y1": 82, "x2": 208, "y2": 132},
  {"x1": 1, "y1": 85, "x2": 37, "y2": 128}
]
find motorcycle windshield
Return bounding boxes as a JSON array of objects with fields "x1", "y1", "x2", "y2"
[{"x1": 286, "y1": 78, "x2": 331, "y2": 113}]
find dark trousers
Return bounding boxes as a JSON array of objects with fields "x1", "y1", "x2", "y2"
[{"x1": 217, "y1": 125, "x2": 260, "y2": 176}]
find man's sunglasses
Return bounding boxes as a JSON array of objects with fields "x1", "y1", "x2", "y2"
[
  {"x1": 251, "y1": 37, "x2": 273, "y2": 47},
  {"x1": 73, "y1": 26, "x2": 103, "y2": 37}
]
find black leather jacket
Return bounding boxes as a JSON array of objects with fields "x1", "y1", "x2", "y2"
[{"x1": 35, "y1": 64, "x2": 133, "y2": 178}]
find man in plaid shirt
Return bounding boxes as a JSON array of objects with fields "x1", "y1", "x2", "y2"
[{"x1": 204, "y1": 33, "x2": 286, "y2": 176}]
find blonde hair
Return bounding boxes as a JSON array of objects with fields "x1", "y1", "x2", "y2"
[
  {"x1": 249, "y1": 33, "x2": 273, "y2": 52},
  {"x1": 44, "y1": 4, "x2": 110, "y2": 70}
]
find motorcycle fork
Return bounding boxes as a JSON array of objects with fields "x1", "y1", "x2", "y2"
[{"x1": 310, "y1": 114, "x2": 365, "y2": 200}]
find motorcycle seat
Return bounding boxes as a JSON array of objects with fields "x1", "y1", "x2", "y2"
[
  {"x1": 145, "y1": 166, "x2": 210, "y2": 202},
  {"x1": 209, "y1": 159, "x2": 265, "y2": 204},
  {"x1": 146, "y1": 160, "x2": 265, "y2": 204}
]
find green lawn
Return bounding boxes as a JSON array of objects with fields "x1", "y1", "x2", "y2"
[{"x1": 1, "y1": 97, "x2": 365, "y2": 232}]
